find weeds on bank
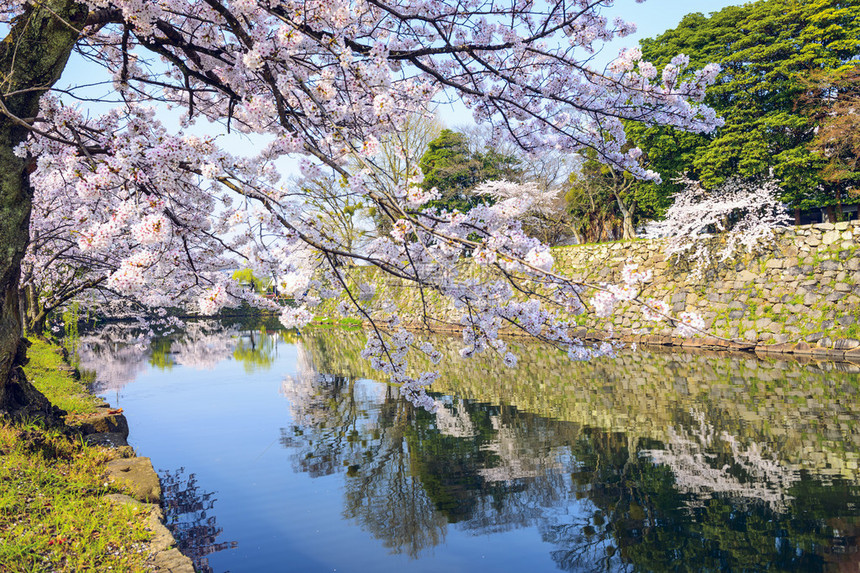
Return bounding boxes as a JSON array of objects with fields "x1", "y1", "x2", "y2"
[
  {"x1": 0, "y1": 423, "x2": 152, "y2": 572},
  {"x1": 22, "y1": 339, "x2": 100, "y2": 417},
  {"x1": 1, "y1": 339, "x2": 153, "y2": 572},
  {"x1": 310, "y1": 316, "x2": 364, "y2": 329}
]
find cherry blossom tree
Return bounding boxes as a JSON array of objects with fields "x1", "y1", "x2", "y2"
[
  {"x1": 644, "y1": 176, "x2": 791, "y2": 280},
  {"x1": 0, "y1": 0, "x2": 723, "y2": 419},
  {"x1": 473, "y1": 180, "x2": 575, "y2": 246}
]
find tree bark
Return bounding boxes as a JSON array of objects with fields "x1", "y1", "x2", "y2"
[
  {"x1": 620, "y1": 211, "x2": 636, "y2": 240},
  {"x1": 612, "y1": 192, "x2": 636, "y2": 240},
  {"x1": 0, "y1": 1, "x2": 87, "y2": 422},
  {"x1": 21, "y1": 283, "x2": 44, "y2": 335},
  {"x1": 609, "y1": 172, "x2": 636, "y2": 240}
]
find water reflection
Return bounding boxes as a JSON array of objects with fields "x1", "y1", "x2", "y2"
[
  {"x1": 282, "y1": 330, "x2": 860, "y2": 571},
  {"x1": 642, "y1": 410, "x2": 800, "y2": 512},
  {"x1": 301, "y1": 330, "x2": 860, "y2": 481},
  {"x1": 78, "y1": 322, "x2": 289, "y2": 393},
  {"x1": 77, "y1": 322, "x2": 860, "y2": 571},
  {"x1": 160, "y1": 468, "x2": 237, "y2": 573}
]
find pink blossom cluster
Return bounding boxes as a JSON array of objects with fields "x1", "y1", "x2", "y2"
[
  {"x1": 279, "y1": 306, "x2": 314, "y2": 329},
  {"x1": 132, "y1": 214, "x2": 172, "y2": 245},
  {"x1": 645, "y1": 177, "x2": 791, "y2": 279},
  {"x1": 199, "y1": 285, "x2": 232, "y2": 315},
  {"x1": 674, "y1": 312, "x2": 706, "y2": 338}
]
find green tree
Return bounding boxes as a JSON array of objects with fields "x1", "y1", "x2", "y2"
[
  {"x1": 800, "y1": 66, "x2": 860, "y2": 217},
  {"x1": 419, "y1": 129, "x2": 522, "y2": 212},
  {"x1": 628, "y1": 0, "x2": 860, "y2": 222},
  {"x1": 296, "y1": 173, "x2": 373, "y2": 254},
  {"x1": 566, "y1": 151, "x2": 651, "y2": 241},
  {"x1": 231, "y1": 268, "x2": 271, "y2": 294}
]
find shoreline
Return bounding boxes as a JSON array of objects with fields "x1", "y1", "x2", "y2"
[
  {"x1": 349, "y1": 320, "x2": 860, "y2": 363},
  {"x1": 8, "y1": 338, "x2": 195, "y2": 572}
]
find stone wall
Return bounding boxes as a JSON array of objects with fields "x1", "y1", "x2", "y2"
[
  {"x1": 326, "y1": 221, "x2": 860, "y2": 358},
  {"x1": 553, "y1": 221, "x2": 860, "y2": 352}
]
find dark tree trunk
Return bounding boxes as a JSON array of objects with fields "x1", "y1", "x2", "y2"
[
  {"x1": 21, "y1": 283, "x2": 45, "y2": 336},
  {"x1": 836, "y1": 188, "x2": 844, "y2": 222},
  {"x1": 0, "y1": 1, "x2": 88, "y2": 422}
]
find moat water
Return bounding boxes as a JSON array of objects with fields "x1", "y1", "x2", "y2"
[{"x1": 78, "y1": 320, "x2": 860, "y2": 572}]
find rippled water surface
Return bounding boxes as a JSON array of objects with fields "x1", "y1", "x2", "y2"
[{"x1": 78, "y1": 321, "x2": 860, "y2": 572}]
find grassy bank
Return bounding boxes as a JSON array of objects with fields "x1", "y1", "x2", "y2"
[{"x1": 0, "y1": 339, "x2": 153, "y2": 572}]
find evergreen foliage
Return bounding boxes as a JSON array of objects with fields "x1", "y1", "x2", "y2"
[
  {"x1": 628, "y1": 0, "x2": 860, "y2": 219},
  {"x1": 419, "y1": 129, "x2": 522, "y2": 212}
]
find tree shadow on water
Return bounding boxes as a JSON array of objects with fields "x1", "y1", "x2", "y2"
[{"x1": 159, "y1": 467, "x2": 238, "y2": 573}]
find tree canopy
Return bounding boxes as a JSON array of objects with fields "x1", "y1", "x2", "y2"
[
  {"x1": 801, "y1": 66, "x2": 860, "y2": 207},
  {"x1": 627, "y1": 0, "x2": 860, "y2": 219}
]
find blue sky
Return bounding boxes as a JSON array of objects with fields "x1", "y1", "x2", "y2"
[{"x1": 600, "y1": 0, "x2": 745, "y2": 65}]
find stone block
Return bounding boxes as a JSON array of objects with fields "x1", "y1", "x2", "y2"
[
  {"x1": 811, "y1": 347, "x2": 845, "y2": 359},
  {"x1": 84, "y1": 432, "x2": 131, "y2": 453},
  {"x1": 835, "y1": 338, "x2": 860, "y2": 350},
  {"x1": 152, "y1": 549, "x2": 195, "y2": 573},
  {"x1": 106, "y1": 457, "x2": 161, "y2": 504},
  {"x1": 758, "y1": 341, "x2": 792, "y2": 353},
  {"x1": 78, "y1": 411, "x2": 129, "y2": 439},
  {"x1": 836, "y1": 314, "x2": 857, "y2": 326},
  {"x1": 805, "y1": 332, "x2": 824, "y2": 343},
  {"x1": 790, "y1": 341, "x2": 814, "y2": 354}
]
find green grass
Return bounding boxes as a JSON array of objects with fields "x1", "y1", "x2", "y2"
[
  {"x1": 0, "y1": 339, "x2": 155, "y2": 572},
  {"x1": 0, "y1": 424, "x2": 153, "y2": 572},
  {"x1": 309, "y1": 316, "x2": 364, "y2": 329},
  {"x1": 22, "y1": 340, "x2": 101, "y2": 417}
]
